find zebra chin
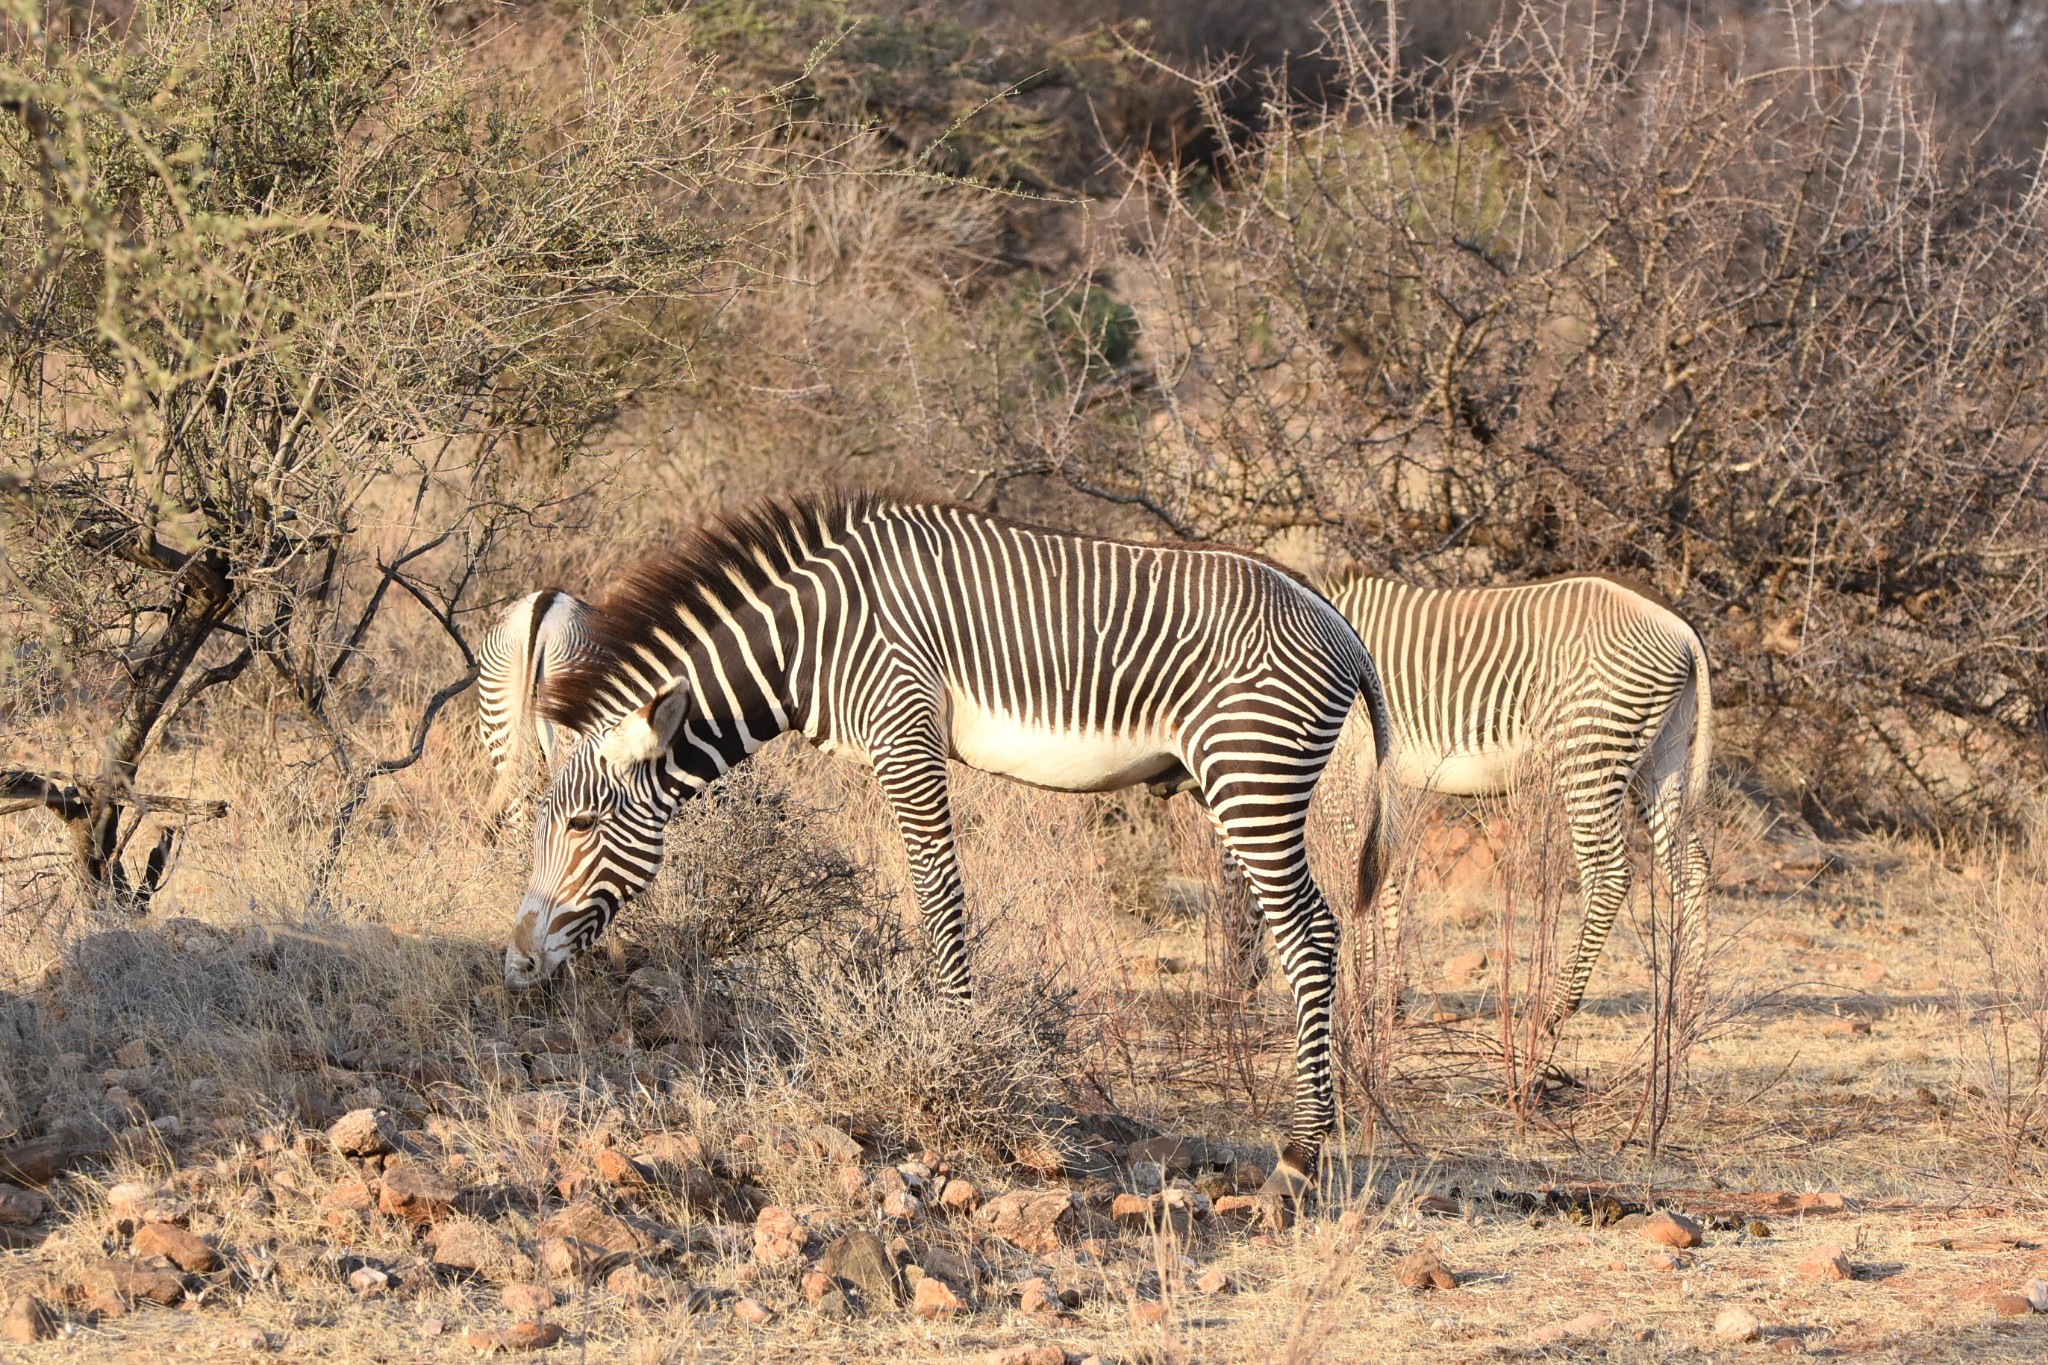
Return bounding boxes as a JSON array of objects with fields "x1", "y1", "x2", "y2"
[{"x1": 504, "y1": 893, "x2": 574, "y2": 989}]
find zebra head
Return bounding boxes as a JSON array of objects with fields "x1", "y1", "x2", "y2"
[{"x1": 503, "y1": 679, "x2": 691, "y2": 988}]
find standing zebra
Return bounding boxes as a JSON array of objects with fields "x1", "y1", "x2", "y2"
[
  {"x1": 477, "y1": 589, "x2": 596, "y2": 820},
  {"x1": 503, "y1": 493, "x2": 1395, "y2": 1195},
  {"x1": 1318, "y1": 574, "x2": 1714, "y2": 1030}
]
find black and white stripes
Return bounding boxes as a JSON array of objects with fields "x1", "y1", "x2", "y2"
[
  {"x1": 502, "y1": 494, "x2": 1395, "y2": 1193},
  {"x1": 1327, "y1": 574, "x2": 1714, "y2": 1026}
]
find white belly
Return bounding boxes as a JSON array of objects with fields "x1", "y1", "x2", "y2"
[
  {"x1": 1392, "y1": 742, "x2": 1527, "y2": 797},
  {"x1": 947, "y1": 692, "x2": 1177, "y2": 793}
]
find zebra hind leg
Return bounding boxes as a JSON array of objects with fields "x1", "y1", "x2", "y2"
[
  {"x1": 1547, "y1": 793, "x2": 1634, "y2": 1032},
  {"x1": 1202, "y1": 793, "x2": 1340, "y2": 1202}
]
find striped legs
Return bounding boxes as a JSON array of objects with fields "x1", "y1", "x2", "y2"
[
  {"x1": 1194, "y1": 747, "x2": 1342, "y2": 1196},
  {"x1": 1548, "y1": 775, "x2": 1634, "y2": 1029},
  {"x1": 1644, "y1": 768, "x2": 1712, "y2": 1019},
  {"x1": 871, "y1": 728, "x2": 975, "y2": 1002}
]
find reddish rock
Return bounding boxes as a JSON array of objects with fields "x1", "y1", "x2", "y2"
[
  {"x1": 1195, "y1": 1266, "x2": 1235, "y2": 1295},
  {"x1": 1642, "y1": 1211, "x2": 1704, "y2": 1249},
  {"x1": 752, "y1": 1205, "x2": 806, "y2": 1263},
  {"x1": 881, "y1": 1189, "x2": 923, "y2": 1222},
  {"x1": 912, "y1": 1275, "x2": 965, "y2": 1320},
  {"x1": 1213, "y1": 1194, "x2": 1265, "y2": 1226},
  {"x1": 327, "y1": 1108, "x2": 397, "y2": 1158},
  {"x1": 1018, "y1": 1276, "x2": 1066, "y2": 1316},
  {"x1": 991, "y1": 1349, "x2": 1066, "y2": 1365},
  {"x1": 733, "y1": 1296, "x2": 774, "y2": 1324},
  {"x1": 539, "y1": 1201, "x2": 641, "y2": 1256},
  {"x1": 801, "y1": 1269, "x2": 833, "y2": 1304},
  {"x1": 1792, "y1": 1192, "x2": 1848, "y2": 1215},
  {"x1": 84, "y1": 1257, "x2": 186, "y2": 1308},
  {"x1": 606, "y1": 1263, "x2": 662, "y2": 1303},
  {"x1": 975, "y1": 1190, "x2": 1089, "y2": 1255},
  {"x1": 938, "y1": 1178, "x2": 983, "y2": 1213},
  {"x1": 1797, "y1": 1244, "x2": 1852, "y2": 1282},
  {"x1": 1821, "y1": 1016, "x2": 1872, "y2": 1036},
  {"x1": 427, "y1": 1220, "x2": 516, "y2": 1275},
  {"x1": 1647, "y1": 1251, "x2": 1692, "y2": 1272},
  {"x1": 0, "y1": 1295, "x2": 55, "y2": 1344},
  {"x1": 1989, "y1": 1292, "x2": 2035, "y2": 1318},
  {"x1": 502, "y1": 1282, "x2": 555, "y2": 1319},
  {"x1": 0, "y1": 1184, "x2": 50, "y2": 1226},
  {"x1": 1394, "y1": 1251, "x2": 1458, "y2": 1291},
  {"x1": 835, "y1": 1165, "x2": 870, "y2": 1202},
  {"x1": 1443, "y1": 951, "x2": 1488, "y2": 979},
  {"x1": 378, "y1": 1164, "x2": 459, "y2": 1225},
  {"x1": 131, "y1": 1223, "x2": 219, "y2": 1274},
  {"x1": 1714, "y1": 1306, "x2": 1762, "y2": 1342},
  {"x1": 1132, "y1": 1300, "x2": 1169, "y2": 1326},
  {"x1": 593, "y1": 1148, "x2": 652, "y2": 1189},
  {"x1": 464, "y1": 1322, "x2": 563, "y2": 1353}
]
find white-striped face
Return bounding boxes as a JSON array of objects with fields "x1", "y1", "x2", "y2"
[{"x1": 504, "y1": 684, "x2": 689, "y2": 988}]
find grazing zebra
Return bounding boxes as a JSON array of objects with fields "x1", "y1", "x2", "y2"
[
  {"x1": 503, "y1": 493, "x2": 1395, "y2": 1195},
  {"x1": 477, "y1": 589, "x2": 596, "y2": 819},
  {"x1": 1312, "y1": 574, "x2": 1715, "y2": 1030}
]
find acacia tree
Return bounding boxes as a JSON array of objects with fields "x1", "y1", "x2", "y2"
[
  {"x1": 0, "y1": 0, "x2": 750, "y2": 904},
  {"x1": 1004, "y1": 4, "x2": 2048, "y2": 831}
]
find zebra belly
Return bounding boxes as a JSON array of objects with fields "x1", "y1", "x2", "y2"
[
  {"x1": 946, "y1": 693, "x2": 1179, "y2": 793},
  {"x1": 1391, "y1": 742, "x2": 1527, "y2": 797}
]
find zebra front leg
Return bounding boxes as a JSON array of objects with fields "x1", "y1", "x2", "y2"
[
  {"x1": 871, "y1": 738, "x2": 974, "y2": 1002},
  {"x1": 1547, "y1": 795, "x2": 1634, "y2": 1032}
]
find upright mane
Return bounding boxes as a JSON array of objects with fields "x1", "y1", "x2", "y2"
[{"x1": 539, "y1": 491, "x2": 880, "y2": 731}]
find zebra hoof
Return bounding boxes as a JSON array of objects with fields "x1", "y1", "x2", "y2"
[{"x1": 1258, "y1": 1148, "x2": 1317, "y2": 1205}]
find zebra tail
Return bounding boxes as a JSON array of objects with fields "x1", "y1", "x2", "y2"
[
  {"x1": 1353, "y1": 658, "x2": 1400, "y2": 927},
  {"x1": 1684, "y1": 629, "x2": 1715, "y2": 814}
]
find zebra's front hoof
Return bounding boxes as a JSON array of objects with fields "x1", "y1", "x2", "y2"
[{"x1": 1258, "y1": 1144, "x2": 1317, "y2": 1206}]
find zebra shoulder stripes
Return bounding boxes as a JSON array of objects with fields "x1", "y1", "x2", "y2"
[
  {"x1": 505, "y1": 493, "x2": 1395, "y2": 1196},
  {"x1": 477, "y1": 589, "x2": 596, "y2": 820},
  {"x1": 1325, "y1": 573, "x2": 1713, "y2": 1028}
]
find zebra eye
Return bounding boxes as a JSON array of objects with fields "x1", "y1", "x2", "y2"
[{"x1": 564, "y1": 812, "x2": 598, "y2": 833}]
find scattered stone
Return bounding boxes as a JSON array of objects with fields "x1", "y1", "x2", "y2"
[
  {"x1": 428, "y1": 1220, "x2": 517, "y2": 1275},
  {"x1": 1529, "y1": 1312, "x2": 1613, "y2": 1345},
  {"x1": 0, "y1": 1295, "x2": 55, "y2": 1344},
  {"x1": 753, "y1": 1205, "x2": 806, "y2": 1263},
  {"x1": 592, "y1": 1148, "x2": 651, "y2": 1189},
  {"x1": 921, "y1": 1246, "x2": 975, "y2": 1293},
  {"x1": 912, "y1": 1275, "x2": 966, "y2": 1320},
  {"x1": 539, "y1": 1201, "x2": 641, "y2": 1256},
  {"x1": 501, "y1": 1283, "x2": 555, "y2": 1319},
  {"x1": 2025, "y1": 1280, "x2": 2048, "y2": 1313},
  {"x1": 348, "y1": 1265, "x2": 390, "y2": 1295},
  {"x1": 1989, "y1": 1292, "x2": 2035, "y2": 1318},
  {"x1": 1821, "y1": 1016, "x2": 1872, "y2": 1036},
  {"x1": 1792, "y1": 1192, "x2": 1848, "y2": 1215},
  {"x1": 0, "y1": 1184, "x2": 50, "y2": 1226},
  {"x1": 1444, "y1": 951, "x2": 1489, "y2": 979},
  {"x1": 1213, "y1": 1195, "x2": 1265, "y2": 1226},
  {"x1": 1394, "y1": 1250, "x2": 1459, "y2": 1291},
  {"x1": 1647, "y1": 1251, "x2": 1692, "y2": 1272},
  {"x1": 801, "y1": 1269, "x2": 833, "y2": 1304},
  {"x1": 809, "y1": 1124, "x2": 864, "y2": 1164},
  {"x1": 327, "y1": 1108, "x2": 397, "y2": 1158},
  {"x1": 1714, "y1": 1306, "x2": 1763, "y2": 1343},
  {"x1": 1643, "y1": 1211, "x2": 1704, "y2": 1249},
  {"x1": 976, "y1": 1190, "x2": 1089, "y2": 1255},
  {"x1": 86, "y1": 1256, "x2": 186, "y2": 1308},
  {"x1": 1797, "y1": 1244, "x2": 1852, "y2": 1282},
  {"x1": 937, "y1": 1178, "x2": 983, "y2": 1211},
  {"x1": 131, "y1": 1223, "x2": 220, "y2": 1274},
  {"x1": 464, "y1": 1322, "x2": 563, "y2": 1353},
  {"x1": 1132, "y1": 1300, "x2": 1169, "y2": 1326},
  {"x1": 819, "y1": 1230, "x2": 901, "y2": 1308},
  {"x1": 1128, "y1": 1135, "x2": 1208, "y2": 1174},
  {"x1": 732, "y1": 1296, "x2": 774, "y2": 1325},
  {"x1": 1195, "y1": 1266, "x2": 1235, "y2": 1295},
  {"x1": 1414, "y1": 1194, "x2": 1462, "y2": 1219},
  {"x1": 379, "y1": 1164, "x2": 459, "y2": 1225},
  {"x1": 882, "y1": 1189, "x2": 923, "y2": 1222},
  {"x1": 1018, "y1": 1276, "x2": 1067, "y2": 1316}
]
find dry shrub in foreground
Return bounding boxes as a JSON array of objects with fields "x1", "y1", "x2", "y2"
[{"x1": 1950, "y1": 848, "x2": 2048, "y2": 1183}]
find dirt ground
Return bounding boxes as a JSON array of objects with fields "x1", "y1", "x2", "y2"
[{"x1": 0, "y1": 750, "x2": 2044, "y2": 1365}]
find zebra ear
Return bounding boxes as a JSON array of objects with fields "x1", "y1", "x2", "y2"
[{"x1": 598, "y1": 680, "x2": 691, "y2": 772}]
